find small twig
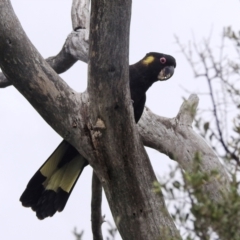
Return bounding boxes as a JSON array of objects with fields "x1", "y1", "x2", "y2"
[
  {"x1": 73, "y1": 227, "x2": 84, "y2": 240},
  {"x1": 176, "y1": 35, "x2": 240, "y2": 165},
  {"x1": 91, "y1": 171, "x2": 104, "y2": 240},
  {"x1": 200, "y1": 44, "x2": 240, "y2": 164}
]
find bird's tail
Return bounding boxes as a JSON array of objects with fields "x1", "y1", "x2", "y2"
[{"x1": 20, "y1": 140, "x2": 88, "y2": 220}]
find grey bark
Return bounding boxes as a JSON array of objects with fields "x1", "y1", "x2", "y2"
[
  {"x1": 91, "y1": 172, "x2": 104, "y2": 240},
  {"x1": 138, "y1": 95, "x2": 230, "y2": 202},
  {"x1": 87, "y1": 1, "x2": 180, "y2": 239},
  {"x1": 0, "y1": 29, "x2": 88, "y2": 88},
  {"x1": 0, "y1": 0, "x2": 93, "y2": 161},
  {"x1": 71, "y1": 0, "x2": 90, "y2": 33},
  {"x1": 45, "y1": 30, "x2": 88, "y2": 73}
]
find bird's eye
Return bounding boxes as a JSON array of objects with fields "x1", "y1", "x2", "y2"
[{"x1": 160, "y1": 57, "x2": 166, "y2": 64}]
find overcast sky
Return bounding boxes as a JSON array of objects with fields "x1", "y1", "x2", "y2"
[{"x1": 0, "y1": 1, "x2": 239, "y2": 240}]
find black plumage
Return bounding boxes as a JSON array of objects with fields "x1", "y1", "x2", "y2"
[
  {"x1": 130, "y1": 52, "x2": 176, "y2": 122},
  {"x1": 20, "y1": 52, "x2": 176, "y2": 219}
]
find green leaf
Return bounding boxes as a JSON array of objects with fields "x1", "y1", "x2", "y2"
[{"x1": 203, "y1": 122, "x2": 210, "y2": 133}]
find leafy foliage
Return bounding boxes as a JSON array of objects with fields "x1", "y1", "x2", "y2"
[{"x1": 156, "y1": 153, "x2": 240, "y2": 240}]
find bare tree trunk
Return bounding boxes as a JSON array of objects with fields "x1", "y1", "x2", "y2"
[{"x1": 87, "y1": 1, "x2": 180, "y2": 239}]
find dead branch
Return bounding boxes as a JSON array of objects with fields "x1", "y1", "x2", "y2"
[
  {"x1": 91, "y1": 172, "x2": 104, "y2": 240},
  {"x1": 0, "y1": 0, "x2": 89, "y2": 88},
  {"x1": 138, "y1": 94, "x2": 230, "y2": 203}
]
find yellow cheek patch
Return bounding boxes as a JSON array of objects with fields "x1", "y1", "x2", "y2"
[{"x1": 142, "y1": 56, "x2": 154, "y2": 65}]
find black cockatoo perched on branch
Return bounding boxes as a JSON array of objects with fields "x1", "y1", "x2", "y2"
[{"x1": 20, "y1": 52, "x2": 176, "y2": 219}]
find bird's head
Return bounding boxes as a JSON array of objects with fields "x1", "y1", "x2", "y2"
[{"x1": 141, "y1": 52, "x2": 176, "y2": 81}]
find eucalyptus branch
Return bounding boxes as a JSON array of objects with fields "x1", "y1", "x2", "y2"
[
  {"x1": 0, "y1": 0, "x2": 94, "y2": 162},
  {"x1": 45, "y1": 30, "x2": 88, "y2": 73},
  {"x1": 91, "y1": 172, "x2": 104, "y2": 240},
  {"x1": 1, "y1": 1, "x2": 89, "y2": 89},
  {"x1": 138, "y1": 94, "x2": 230, "y2": 203},
  {"x1": 71, "y1": 0, "x2": 90, "y2": 40}
]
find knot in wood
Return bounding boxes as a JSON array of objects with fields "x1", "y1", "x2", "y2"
[
  {"x1": 93, "y1": 118, "x2": 106, "y2": 130},
  {"x1": 72, "y1": 118, "x2": 78, "y2": 128}
]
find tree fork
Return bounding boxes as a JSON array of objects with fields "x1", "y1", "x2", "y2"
[{"x1": 0, "y1": 0, "x2": 231, "y2": 239}]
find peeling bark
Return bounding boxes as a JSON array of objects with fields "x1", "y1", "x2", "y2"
[{"x1": 71, "y1": 0, "x2": 90, "y2": 30}]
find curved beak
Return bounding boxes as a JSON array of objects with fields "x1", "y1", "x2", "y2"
[{"x1": 158, "y1": 66, "x2": 175, "y2": 81}]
